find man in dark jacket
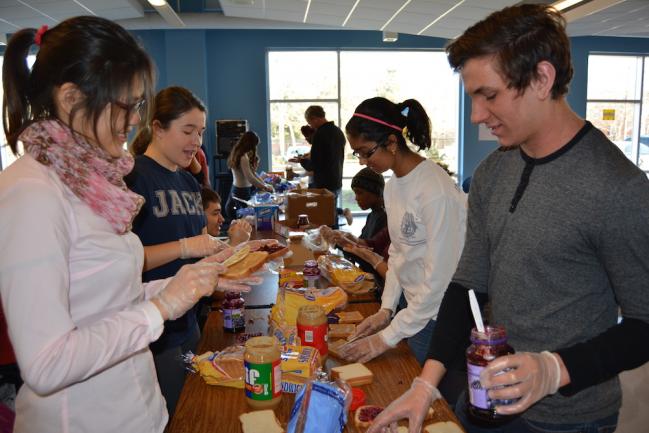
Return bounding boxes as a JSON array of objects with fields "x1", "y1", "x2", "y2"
[{"x1": 296, "y1": 105, "x2": 346, "y2": 227}]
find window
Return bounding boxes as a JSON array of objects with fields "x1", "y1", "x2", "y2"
[
  {"x1": 0, "y1": 55, "x2": 36, "y2": 171},
  {"x1": 268, "y1": 50, "x2": 459, "y2": 212},
  {"x1": 586, "y1": 54, "x2": 649, "y2": 174}
]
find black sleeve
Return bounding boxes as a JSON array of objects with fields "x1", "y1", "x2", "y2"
[
  {"x1": 299, "y1": 157, "x2": 314, "y2": 172},
  {"x1": 427, "y1": 282, "x2": 488, "y2": 370},
  {"x1": 557, "y1": 317, "x2": 649, "y2": 396}
]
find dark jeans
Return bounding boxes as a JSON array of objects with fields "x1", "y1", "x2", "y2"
[
  {"x1": 454, "y1": 390, "x2": 619, "y2": 433},
  {"x1": 153, "y1": 323, "x2": 200, "y2": 420},
  {"x1": 225, "y1": 186, "x2": 252, "y2": 220}
]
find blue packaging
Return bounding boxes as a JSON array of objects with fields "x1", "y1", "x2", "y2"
[
  {"x1": 254, "y1": 205, "x2": 278, "y2": 231},
  {"x1": 287, "y1": 381, "x2": 348, "y2": 433}
]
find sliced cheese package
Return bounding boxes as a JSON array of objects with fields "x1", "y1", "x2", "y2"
[
  {"x1": 316, "y1": 255, "x2": 368, "y2": 293},
  {"x1": 280, "y1": 345, "x2": 321, "y2": 393}
]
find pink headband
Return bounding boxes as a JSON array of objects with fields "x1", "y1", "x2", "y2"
[
  {"x1": 352, "y1": 112, "x2": 403, "y2": 132},
  {"x1": 34, "y1": 25, "x2": 48, "y2": 46}
]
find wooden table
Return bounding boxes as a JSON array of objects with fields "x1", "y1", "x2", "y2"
[{"x1": 167, "y1": 302, "x2": 427, "y2": 433}]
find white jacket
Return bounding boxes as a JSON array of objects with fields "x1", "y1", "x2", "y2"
[
  {"x1": 380, "y1": 159, "x2": 467, "y2": 346},
  {"x1": 0, "y1": 155, "x2": 168, "y2": 433}
]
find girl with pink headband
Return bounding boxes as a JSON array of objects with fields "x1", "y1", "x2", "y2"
[{"x1": 340, "y1": 97, "x2": 467, "y2": 385}]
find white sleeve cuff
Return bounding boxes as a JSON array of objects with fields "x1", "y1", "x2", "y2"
[
  {"x1": 140, "y1": 301, "x2": 165, "y2": 341},
  {"x1": 379, "y1": 325, "x2": 401, "y2": 348}
]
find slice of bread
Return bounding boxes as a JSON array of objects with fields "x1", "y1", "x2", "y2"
[
  {"x1": 327, "y1": 339, "x2": 347, "y2": 359},
  {"x1": 423, "y1": 421, "x2": 464, "y2": 433},
  {"x1": 328, "y1": 323, "x2": 355, "y2": 339},
  {"x1": 222, "y1": 251, "x2": 269, "y2": 279},
  {"x1": 354, "y1": 405, "x2": 384, "y2": 430},
  {"x1": 258, "y1": 243, "x2": 290, "y2": 260},
  {"x1": 330, "y1": 362, "x2": 373, "y2": 386},
  {"x1": 397, "y1": 427, "x2": 408, "y2": 433},
  {"x1": 239, "y1": 409, "x2": 284, "y2": 433},
  {"x1": 335, "y1": 311, "x2": 364, "y2": 324}
]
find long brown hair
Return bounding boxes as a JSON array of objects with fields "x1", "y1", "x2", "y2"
[
  {"x1": 130, "y1": 86, "x2": 206, "y2": 156},
  {"x1": 2, "y1": 16, "x2": 155, "y2": 154},
  {"x1": 227, "y1": 131, "x2": 259, "y2": 169}
]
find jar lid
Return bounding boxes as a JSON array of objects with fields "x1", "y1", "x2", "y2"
[
  {"x1": 304, "y1": 259, "x2": 318, "y2": 268},
  {"x1": 349, "y1": 388, "x2": 366, "y2": 411}
]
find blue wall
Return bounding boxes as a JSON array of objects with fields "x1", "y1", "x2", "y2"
[{"x1": 131, "y1": 29, "x2": 649, "y2": 181}]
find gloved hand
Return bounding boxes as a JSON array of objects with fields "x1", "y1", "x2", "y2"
[
  {"x1": 228, "y1": 219, "x2": 252, "y2": 246},
  {"x1": 480, "y1": 351, "x2": 562, "y2": 415},
  {"x1": 367, "y1": 377, "x2": 441, "y2": 433},
  {"x1": 179, "y1": 234, "x2": 228, "y2": 259},
  {"x1": 351, "y1": 308, "x2": 391, "y2": 340},
  {"x1": 202, "y1": 247, "x2": 262, "y2": 292},
  {"x1": 318, "y1": 225, "x2": 337, "y2": 245},
  {"x1": 263, "y1": 183, "x2": 274, "y2": 193},
  {"x1": 343, "y1": 244, "x2": 383, "y2": 269},
  {"x1": 339, "y1": 333, "x2": 392, "y2": 363},
  {"x1": 152, "y1": 260, "x2": 223, "y2": 321},
  {"x1": 334, "y1": 231, "x2": 359, "y2": 248}
]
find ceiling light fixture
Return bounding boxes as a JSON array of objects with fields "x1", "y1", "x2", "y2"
[
  {"x1": 303, "y1": 0, "x2": 312, "y2": 23},
  {"x1": 382, "y1": 31, "x2": 398, "y2": 42},
  {"x1": 380, "y1": 0, "x2": 411, "y2": 31},
  {"x1": 342, "y1": 0, "x2": 361, "y2": 27},
  {"x1": 552, "y1": 0, "x2": 586, "y2": 11},
  {"x1": 147, "y1": 0, "x2": 185, "y2": 27},
  {"x1": 417, "y1": 0, "x2": 465, "y2": 35}
]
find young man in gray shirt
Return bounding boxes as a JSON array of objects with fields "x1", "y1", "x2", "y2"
[{"x1": 368, "y1": 4, "x2": 649, "y2": 433}]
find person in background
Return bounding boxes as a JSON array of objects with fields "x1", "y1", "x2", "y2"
[
  {"x1": 351, "y1": 167, "x2": 386, "y2": 240},
  {"x1": 368, "y1": 5, "x2": 649, "y2": 433},
  {"x1": 339, "y1": 97, "x2": 467, "y2": 366},
  {"x1": 186, "y1": 145, "x2": 210, "y2": 188},
  {"x1": 293, "y1": 105, "x2": 348, "y2": 226},
  {"x1": 0, "y1": 17, "x2": 236, "y2": 433},
  {"x1": 127, "y1": 86, "x2": 251, "y2": 418},
  {"x1": 201, "y1": 187, "x2": 225, "y2": 237},
  {"x1": 225, "y1": 130, "x2": 274, "y2": 219}
]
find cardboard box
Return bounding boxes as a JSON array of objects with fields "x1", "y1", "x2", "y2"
[{"x1": 285, "y1": 188, "x2": 335, "y2": 227}]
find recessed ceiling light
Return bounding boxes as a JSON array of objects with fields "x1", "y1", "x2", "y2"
[{"x1": 147, "y1": 0, "x2": 167, "y2": 6}]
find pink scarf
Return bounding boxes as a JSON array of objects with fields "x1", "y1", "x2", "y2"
[{"x1": 20, "y1": 120, "x2": 143, "y2": 234}]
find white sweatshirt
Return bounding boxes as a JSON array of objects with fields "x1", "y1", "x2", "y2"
[
  {"x1": 231, "y1": 154, "x2": 267, "y2": 189},
  {"x1": 0, "y1": 154, "x2": 168, "y2": 433},
  {"x1": 379, "y1": 159, "x2": 467, "y2": 347}
]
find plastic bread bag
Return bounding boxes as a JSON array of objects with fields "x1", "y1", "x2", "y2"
[
  {"x1": 184, "y1": 345, "x2": 245, "y2": 388},
  {"x1": 303, "y1": 227, "x2": 330, "y2": 253},
  {"x1": 270, "y1": 286, "x2": 348, "y2": 326},
  {"x1": 287, "y1": 375, "x2": 351, "y2": 433},
  {"x1": 316, "y1": 254, "x2": 367, "y2": 294}
]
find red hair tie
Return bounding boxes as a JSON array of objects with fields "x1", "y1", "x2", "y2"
[{"x1": 34, "y1": 25, "x2": 48, "y2": 46}]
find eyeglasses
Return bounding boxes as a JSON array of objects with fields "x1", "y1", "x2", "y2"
[
  {"x1": 114, "y1": 99, "x2": 146, "y2": 117},
  {"x1": 352, "y1": 143, "x2": 381, "y2": 160}
]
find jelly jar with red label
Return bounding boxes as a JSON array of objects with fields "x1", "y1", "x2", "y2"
[
  {"x1": 466, "y1": 325, "x2": 517, "y2": 426},
  {"x1": 223, "y1": 291, "x2": 245, "y2": 333}
]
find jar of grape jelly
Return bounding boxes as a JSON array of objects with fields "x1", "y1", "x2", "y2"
[
  {"x1": 223, "y1": 291, "x2": 245, "y2": 333},
  {"x1": 466, "y1": 325, "x2": 516, "y2": 426},
  {"x1": 303, "y1": 260, "x2": 320, "y2": 288}
]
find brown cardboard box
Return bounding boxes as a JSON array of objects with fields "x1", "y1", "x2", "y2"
[{"x1": 285, "y1": 188, "x2": 335, "y2": 226}]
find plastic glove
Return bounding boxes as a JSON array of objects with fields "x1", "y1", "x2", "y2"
[
  {"x1": 152, "y1": 260, "x2": 223, "y2": 321},
  {"x1": 367, "y1": 377, "x2": 441, "y2": 433},
  {"x1": 344, "y1": 244, "x2": 383, "y2": 269},
  {"x1": 334, "y1": 231, "x2": 359, "y2": 248},
  {"x1": 339, "y1": 333, "x2": 392, "y2": 363},
  {"x1": 263, "y1": 183, "x2": 274, "y2": 193},
  {"x1": 351, "y1": 308, "x2": 391, "y2": 340},
  {"x1": 201, "y1": 248, "x2": 262, "y2": 292},
  {"x1": 480, "y1": 351, "x2": 561, "y2": 415},
  {"x1": 179, "y1": 234, "x2": 228, "y2": 259},
  {"x1": 228, "y1": 219, "x2": 252, "y2": 246},
  {"x1": 318, "y1": 225, "x2": 337, "y2": 245}
]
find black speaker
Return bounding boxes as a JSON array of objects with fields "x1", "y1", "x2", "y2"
[{"x1": 215, "y1": 119, "x2": 248, "y2": 155}]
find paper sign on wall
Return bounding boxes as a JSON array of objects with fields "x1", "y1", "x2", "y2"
[{"x1": 602, "y1": 109, "x2": 615, "y2": 121}]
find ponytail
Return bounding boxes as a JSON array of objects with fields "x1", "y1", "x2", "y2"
[
  {"x1": 130, "y1": 126, "x2": 152, "y2": 156},
  {"x1": 345, "y1": 96, "x2": 431, "y2": 152},
  {"x1": 397, "y1": 99, "x2": 431, "y2": 151},
  {"x1": 2, "y1": 28, "x2": 38, "y2": 154}
]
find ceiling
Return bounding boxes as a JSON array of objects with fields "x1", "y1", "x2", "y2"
[{"x1": 1, "y1": 0, "x2": 648, "y2": 45}]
